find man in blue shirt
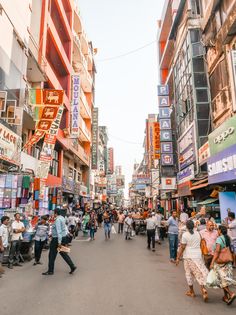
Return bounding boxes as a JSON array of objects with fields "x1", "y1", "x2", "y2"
[
  {"x1": 42, "y1": 209, "x2": 77, "y2": 276},
  {"x1": 167, "y1": 210, "x2": 179, "y2": 263}
]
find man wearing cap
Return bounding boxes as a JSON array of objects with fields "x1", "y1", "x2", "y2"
[
  {"x1": 42, "y1": 209, "x2": 77, "y2": 276},
  {"x1": 146, "y1": 212, "x2": 157, "y2": 252}
]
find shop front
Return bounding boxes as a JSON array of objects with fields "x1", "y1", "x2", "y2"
[{"x1": 207, "y1": 115, "x2": 236, "y2": 219}]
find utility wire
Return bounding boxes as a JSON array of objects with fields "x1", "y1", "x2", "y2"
[
  {"x1": 96, "y1": 40, "x2": 156, "y2": 62},
  {"x1": 108, "y1": 134, "x2": 142, "y2": 145}
]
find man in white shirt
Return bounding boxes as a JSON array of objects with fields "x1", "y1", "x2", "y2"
[
  {"x1": 124, "y1": 213, "x2": 133, "y2": 240},
  {"x1": 228, "y1": 212, "x2": 236, "y2": 268},
  {"x1": 8, "y1": 213, "x2": 25, "y2": 269},
  {"x1": 0, "y1": 216, "x2": 10, "y2": 276},
  {"x1": 146, "y1": 213, "x2": 157, "y2": 251}
]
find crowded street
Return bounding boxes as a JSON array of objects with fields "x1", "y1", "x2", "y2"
[{"x1": 0, "y1": 225, "x2": 236, "y2": 315}]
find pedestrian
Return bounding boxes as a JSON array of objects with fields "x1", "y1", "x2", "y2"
[
  {"x1": 200, "y1": 221, "x2": 218, "y2": 269},
  {"x1": 8, "y1": 213, "x2": 26, "y2": 269},
  {"x1": 155, "y1": 211, "x2": 163, "y2": 244},
  {"x1": 180, "y1": 209, "x2": 189, "y2": 224},
  {"x1": 42, "y1": 209, "x2": 77, "y2": 276},
  {"x1": 146, "y1": 213, "x2": 157, "y2": 251},
  {"x1": 167, "y1": 210, "x2": 179, "y2": 263},
  {"x1": 124, "y1": 213, "x2": 133, "y2": 240},
  {"x1": 228, "y1": 212, "x2": 236, "y2": 268},
  {"x1": 67, "y1": 212, "x2": 77, "y2": 239},
  {"x1": 197, "y1": 218, "x2": 207, "y2": 232},
  {"x1": 82, "y1": 211, "x2": 90, "y2": 236},
  {"x1": 117, "y1": 210, "x2": 125, "y2": 234},
  {"x1": 88, "y1": 210, "x2": 97, "y2": 241},
  {"x1": 0, "y1": 216, "x2": 10, "y2": 277},
  {"x1": 103, "y1": 210, "x2": 112, "y2": 240},
  {"x1": 176, "y1": 220, "x2": 209, "y2": 302},
  {"x1": 34, "y1": 216, "x2": 49, "y2": 266},
  {"x1": 209, "y1": 225, "x2": 236, "y2": 305}
]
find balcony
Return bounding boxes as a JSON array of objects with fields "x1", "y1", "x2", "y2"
[
  {"x1": 80, "y1": 89, "x2": 91, "y2": 119},
  {"x1": 73, "y1": 30, "x2": 82, "y2": 60},
  {"x1": 80, "y1": 29, "x2": 89, "y2": 55},
  {"x1": 79, "y1": 117, "x2": 91, "y2": 142},
  {"x1": 73, "y1": 7, "x2": 82, "y2": 34}
]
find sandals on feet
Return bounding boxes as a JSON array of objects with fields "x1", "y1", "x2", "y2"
[
  {"x1": 186, "y1": 291, "x2": 195, "y2": 298},
  {"x1": 227, "y1": 294, "x2": 236, "y2": 305}
]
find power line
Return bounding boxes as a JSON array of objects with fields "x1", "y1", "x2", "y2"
[
  {"x1": 109, "y1": 134, "x2": 142, "y2": 145},
  {"x1": 96, "y1": 40, "x2": 156, "y2": 62}
]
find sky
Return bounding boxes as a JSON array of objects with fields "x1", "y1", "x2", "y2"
[{"x1": 78, "y1": 0, "x2": 165, "y2": 196}]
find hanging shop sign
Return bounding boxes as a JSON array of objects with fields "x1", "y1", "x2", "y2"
[
  {"x1": 178, "y1": 123, "x2": 196, "y2": 170},
  {"x1": 71, "y1": 75, "x2": 80, "y2": 136},
  {"x1": 199, "y1": 141, "x2": 210, "y2": 165},
  {"x1": 177, "y1": 181, "x2": 192, "y2": 197},
  {"x1": 208, "y1": 115, "x2": 236, "y2": 156},
  {"x1": 0, "y1": 122, "x2": 21, "y2": 165},
  {"x1": 0, "y1": 91, "x2": 7, "y2": 112},
  {"x1": 161, "y1": 177, "x2": 176, "y2": 190},
  {"x1": 62, "y1": 176, "x2": 75, "y2": 193},
  {"x1": 208, "y1": 143, "x2": 236, "y2": 184},
  {"x1": 80, "y1": 185, "x2": 88, "y2": 196},
  {"x1": 37, "y1": 105, "x2": 64, "y2": 199},
  {"x1": 91, "y1": 108, "x2": 98, "y2": 170},
  {"x1": 177, "y1": 164, "x2": 195, "y2": 185}
]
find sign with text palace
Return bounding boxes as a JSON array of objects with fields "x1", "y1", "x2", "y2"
[{"x1": 157, "y1": 85, "x2": 173, "y2": 166}]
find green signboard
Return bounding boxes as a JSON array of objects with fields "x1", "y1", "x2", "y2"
[{"x1": 208, "y1": 115, "x2": 236, "y2": 156}]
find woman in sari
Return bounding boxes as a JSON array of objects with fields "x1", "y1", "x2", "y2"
[
  {"x1": 210, "y1": 225, "x2": 236, "y2": 305},
  {"x1": 176, "y1": 220, "x2": 209, "y2": 302}
]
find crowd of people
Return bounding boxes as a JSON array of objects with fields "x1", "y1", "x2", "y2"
[{"x1": 0, "y1": 203, "x2": 236, "y2": 306}]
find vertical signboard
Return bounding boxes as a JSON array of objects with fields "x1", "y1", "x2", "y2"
[
  {"x1": 91, "y1": 108, "x2": 98, "y2": 169},
  {"x1": 157, "y1": 85, "x2": 173, "y2": 166},
  {"x1": 71, "y1": 75, "x2": 80, "y2": 137}
]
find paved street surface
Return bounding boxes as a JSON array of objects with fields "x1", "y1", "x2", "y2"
[{"x1": 1, "y1": 227, "x2": 236, "y2": 315}]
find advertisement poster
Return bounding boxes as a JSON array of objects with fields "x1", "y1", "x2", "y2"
[
  {"x1": 219, "y1": 192, "x2": 236, "y2": 221},
  {"x1": 0, "y1": 122, "x2": 21, "y2": 165},
  {"x1": 71, "y1": 75, "x2": 80, "y2": 136}
]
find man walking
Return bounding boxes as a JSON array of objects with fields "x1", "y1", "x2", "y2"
[
  {"x1": 8, "y1": 213, "x2": 25, "y2": 269},
  {"x1": 200, "y1": 220, "x2": 218, "y2": 269},
  {"x1": 42, "y1": 209, "x2": 77, "y2": 276},
  {"x1": 117, "y1": 211, "x2": 125, "y2": 234},
  {"x1": 146, "y1": 213, "x2": 157, "y2": 251},
  {"x1": 167, "y1": 210, "x2": 179, "y2": 263},
  {"x1": 0, "y1": 216, "x2": 10, "y2": 276},
  {"x1": 34, "y1": 216, "x2": 49, "y2": 266}
]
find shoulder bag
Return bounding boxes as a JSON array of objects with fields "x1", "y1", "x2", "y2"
[{"x1": 216, "y1": 236, "x2": 233, "y2": 264}]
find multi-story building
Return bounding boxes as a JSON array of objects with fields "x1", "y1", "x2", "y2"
[
  {"x1": 107, "y1": 147, "x2": 114, "y2": 175},
  {"x1": 0, "y1": 0, "x2": 96, "y2": 214},
  {"x1": 158, "y1": 0, "x2": 211, "y2": 212}
]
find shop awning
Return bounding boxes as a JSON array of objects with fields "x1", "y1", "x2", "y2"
[
  {"x1": 190, "y1": 177, "x2": 208, "y2": 191},
  {"x1": 197, "y1": 198, "x2": 218, "y2": 205}
]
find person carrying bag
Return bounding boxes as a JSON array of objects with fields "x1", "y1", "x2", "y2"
[{"x1": 209, "y1": 225, "x2": 236, "y2": 305}]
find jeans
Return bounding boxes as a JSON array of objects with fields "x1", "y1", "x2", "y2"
[
  {"x1": 90, "y1": 228, "x2": 95, "y2": 239},
  {"x1": 118, "y1": 223, "x2": 124, "y2": 234},
  {"x1": 34, "y1": 240, "x2": 46, "y2": 263},
  {"x1": 48, "y1": 237, "x2": 75, "y2": 273},
  {"x1": 8, "y1": 240, "x2": 21, "y2": 265},
  {"x1": 104, "y1": 223, "x2": 111, "y2": 238},
  {"x1": 168, "y1": 234, "x2": 178, "y2": 260},
  {"x1": 147, "y1": 229, "x2": 155, "y2": 249}
]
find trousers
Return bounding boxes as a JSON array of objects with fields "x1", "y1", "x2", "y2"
[
  {"x1": 8, "y1": 240, "x2": 21, "y2": 265},
  {"x1": 34, "y1": 240, "x2": 46, "y2": 262},
  {"x1": 48, "y1": 237, "x2": 75, "y2": 273},
  {"x1": 168, "y1": 234, "x2": 178, "y2": 260},
  {"x1": 147, "y1": 229, "x2": 155, "y2": 249},
  {"x1": 118, "y1": 223, "x2": 124, "y2": 234}
]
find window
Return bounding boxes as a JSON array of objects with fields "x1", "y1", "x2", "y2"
[
  {"x1": 209, "y1": 58, "x2": 228, "y2": 100},
  {"x1": 50, "y1": 150, "x2": 59, "y2": 176}
]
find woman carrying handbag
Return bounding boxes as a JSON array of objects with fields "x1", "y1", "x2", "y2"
[{"x1": 210, "y1": 225, "x2": 236, "y2": 305}]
